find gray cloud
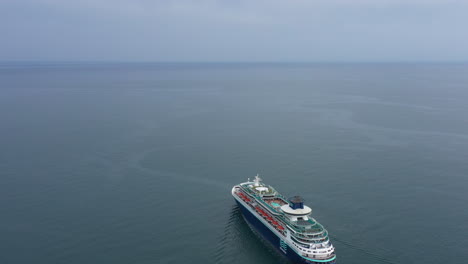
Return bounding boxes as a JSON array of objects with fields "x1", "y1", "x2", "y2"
[{"x1": 1, "y1": 0, "x2": 467, "y2": 62}]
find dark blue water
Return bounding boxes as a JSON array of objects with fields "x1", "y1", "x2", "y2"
[{"x1": 1, "y1": 62, "x2": 468, "y2": 264}]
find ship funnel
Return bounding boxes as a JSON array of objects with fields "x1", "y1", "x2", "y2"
[{"x1": 289, "y1": 196, "x2": 304, "y2": 209}]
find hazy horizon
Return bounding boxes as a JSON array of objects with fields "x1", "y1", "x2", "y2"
[
  {"x1": 1, "y1": 0, "x2": 468, "y2": 62},
  {"x1": 1, "y1": 60, "x2": 468, "y2": 64}
]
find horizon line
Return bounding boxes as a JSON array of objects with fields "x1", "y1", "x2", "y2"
[{"x1": 1, "y1": 60, "x2": 467, "y2": 65}]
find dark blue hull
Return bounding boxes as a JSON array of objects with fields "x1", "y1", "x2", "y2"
[{"x1": 235, "y1": 200, "x2": 336, "y2": 264}]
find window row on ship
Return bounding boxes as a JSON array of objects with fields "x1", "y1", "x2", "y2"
[
  {"x1": 290, "y1": 241, "x2": 333, "y2": 254},
  {"x1": 290, "y1": 236, "x2": 329, "y2": 248},
  {"x1": 291, "y1": 233, "x2": 328, "y2": 243}
]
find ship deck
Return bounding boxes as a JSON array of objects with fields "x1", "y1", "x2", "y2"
[
  {"x1": 233, "y1": 178, "x2": 335, "y2": 262},
  {"x1": 238, "y1": 182, "x2": 329, "y2": 243}
]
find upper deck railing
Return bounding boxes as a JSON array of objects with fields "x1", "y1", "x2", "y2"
[{"x1": 239, "y1": 183, "x2": 330, "y2": 244}]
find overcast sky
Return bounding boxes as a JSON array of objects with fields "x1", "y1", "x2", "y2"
[{"x1": 1, "y1": 0, "x2": 467, "y2": 62}]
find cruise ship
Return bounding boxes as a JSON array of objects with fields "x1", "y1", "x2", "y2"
[{"x1": 232, "y1": 175, "x2": 336, "y2": 263}]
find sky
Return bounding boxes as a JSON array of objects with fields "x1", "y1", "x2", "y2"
[{"x1": 1, "y1": 0, "x2": 467, "y2": 62}]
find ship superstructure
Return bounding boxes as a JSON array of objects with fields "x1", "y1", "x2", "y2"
[{"x1": 232, "y1": 175, "x2": 336, "y2": 263}]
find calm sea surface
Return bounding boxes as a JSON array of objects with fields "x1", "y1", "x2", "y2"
[{"x1": 1, "y1": 62, "x2": 467, "y2": 264}]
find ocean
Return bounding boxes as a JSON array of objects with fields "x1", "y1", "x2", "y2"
[{"x1": 1, "y1": 62, "x2": 467, "y2": 264}]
